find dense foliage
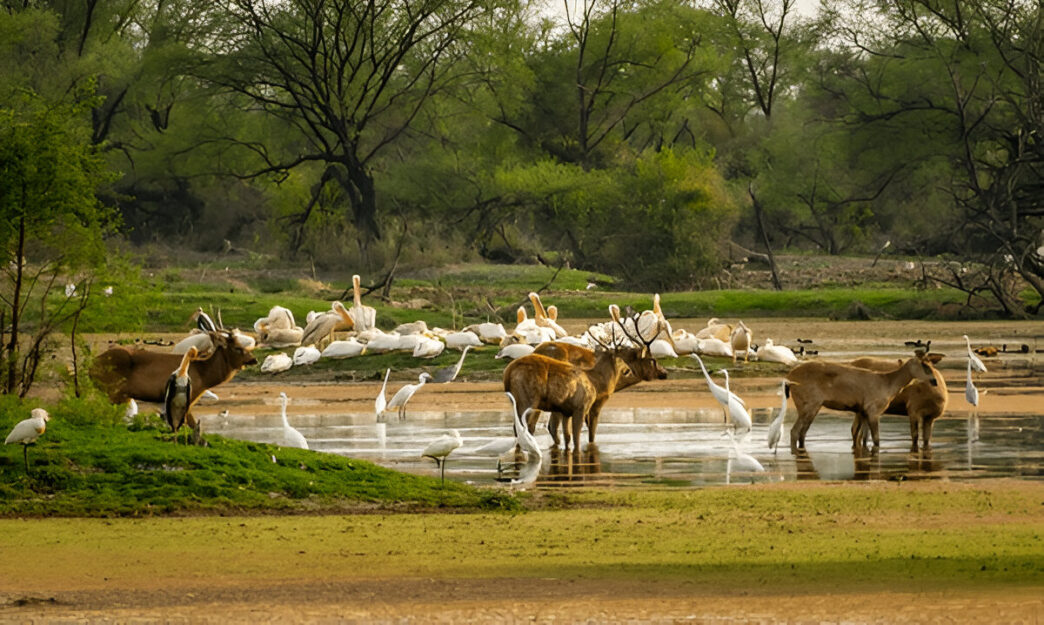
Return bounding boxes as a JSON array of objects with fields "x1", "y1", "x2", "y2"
[{"x1": 0, "y1": 1, "x2": 1040, "y2": 310}]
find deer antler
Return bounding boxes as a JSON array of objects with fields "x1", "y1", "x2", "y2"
[{"x1": 611, "y1": 305, "x2": 659, "y2": 356}]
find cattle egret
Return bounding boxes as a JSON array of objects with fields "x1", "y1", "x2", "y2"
[
  {"x1": 965, "y1": 359, "x2": 979, "y2": 407},
  {"x1": 5, "y1": 408, "x2": 50, "y2": 473},
  {"x1": 767, "y1": 380, "x2": 788, "y2": 453},
  {"x1": 718, "y1": 369, "x2": 752, "y2": 435},
  {"x1": 277, "y1": 392, "x2": 308, "y2": 450},
  {"x1": 433, "y1": 346, "x2": 471, "y2": 383},
  {"x1": 260, "y1": 352, "x2": 293, "y2": 373},
  {"x1": 422, "y1": 429, "x2": 463, "y2": 486},
  {"x1": 963, "y1": 335, "x2": 987, "y2": 373},
  {"x1": 387, "y1": 372, "x2": 432, "y2": 420},
  {"x1": 375, "y1": 368, "x2": 391, "y2": 419},
  {"x1": 163, "y1": 347, "x2": 197, "y2": 434},
  {"x1": 199, "y1": 389, "x2": 220, "y2": 403},
  {"x1": 691, "y1": 354, "x2": 746, "y2": 423}
]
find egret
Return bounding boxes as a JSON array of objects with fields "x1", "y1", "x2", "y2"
[
  {"x1": 725, "y1": 431, "x2": 765, "y2": 483},
  {"x1": 422, "y1": 429, "x2": 463, "y2": 486},
  {"x1": 433, "y1": 346, "x2": 472, "y2": 383},
  {"x1": 963, "y1": 335, "x2": 987, "y2": 373},
  {"x1": 124, "y1": 398, "x2": 139, "y2": 421},
  {"x1": 718, "y1": 369, "x2": 752, "y2": 435},
  {"x1": 163, "y1": 347, "x2": 198, "y2": 434},
  {"x1": 691, "y1": 354, "x2": 746, "y2": 422},
  {"x1": 506, "y1": 392, "x2": 541, "y2": 460},
  {"x1": 965, "y1": 358, "x2": 979, "y2": 407},
  {"x1": 277, "y1": 392, "x2": 308, "y2": 450},
  {"x1": 387, "y1": 372, "x2": 432, "y2": 420},
  {"x1": 5, "y1": 408, "x2": 50, "y2": 474},
  {"x1": 767, "y1": 380, "x2": 788, "y2": 453},
  {"x1": 375, "y1": 368, "x2": 391, "y2": 420}
]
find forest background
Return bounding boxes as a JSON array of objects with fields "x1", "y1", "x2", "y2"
[{"x1": 1, "y1": 0, "x2": 1041, "y2": 342}]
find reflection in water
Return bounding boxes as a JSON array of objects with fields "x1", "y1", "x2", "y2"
[{"x1": 207, "y1": 407, "x2": 1042, "y2": 487}]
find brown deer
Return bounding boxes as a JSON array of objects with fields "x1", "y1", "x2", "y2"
[
  {"x1": 785, "y1": 351, "x2": 938, "y2": 450},
  {"x1": 90, "y1": 330, "x2": 257, "y2": 436},
  {"x1": 503, "y1": 307, "x2": 667, "y2": 450},
  {"x1": 849, "y1": 355, "x2": 948, "y2": 451}
]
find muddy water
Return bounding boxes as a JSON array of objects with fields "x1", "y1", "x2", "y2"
[{"x1": 186, "y1": 318, "x2": 1044, "y2": 488}]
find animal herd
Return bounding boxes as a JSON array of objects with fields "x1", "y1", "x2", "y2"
[{"x1": 5, "y1": 277, "x2": 997, "y2": 485}]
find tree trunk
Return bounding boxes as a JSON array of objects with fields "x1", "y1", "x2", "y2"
[
  {"x1": 749, "y1": 185, "x2": 782, "y2": 290},
  {"x1": 6, "y1": 213, "x2": 25, "y2": 393}
]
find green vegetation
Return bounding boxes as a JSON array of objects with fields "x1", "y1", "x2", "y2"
[{"x1": 0, "y1": 395, "x2": 519, "y2": 516}]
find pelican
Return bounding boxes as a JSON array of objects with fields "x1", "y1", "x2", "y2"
[
  {"x1": 691, "y1": 354, "x2": 746, "y2": 422},
  {"x1": 422, "y1": 429, "x2": 463, "y2": 486},
  {"x1": 695, "y1": 317, "x2": 733, "y2": 343},
  {"x1": 965, "y1": 358, "x2": 979, "y2": 406},
  {"x1": 260, "y1": 352, "x2": 293, "y2": 373},
  {"x1": 258, "y1": 325, "x2": 304, "y2": 348},
  {"x1": 361, "y1": 330, "x2": 401, "y2": 354},
  {"x1": 254, "y1": 305, "x2": 296, "y2": 334},
  {"x1": 394, "y1": 320, "x2": 429, "y2": 335},
  {"x1": 375, "y1": 368, "x2": 391, "y2": 419},
  {"x1": 696, "y1": 337, "x2": 734, "y2": 358},
  {"x1": 5, "y1": 408, "x2": 50, "y2": 474},
  {"x1": 163, "y1": 347, "x2": 198, "y2": 435},
  {"x1": 412, "y1": 336, "x2": 445, "y2": 359},
  {"x1": 387, "y1": 372, "x2": 432, "y2": 419},
  {"x1": 322, "y1": 337, "x2": 366, "y2": 359},
  {"x1": 300, "y1": 301, "x2": 354, "y2": 348},
  {"x1": 277, "y1": 392, "x2": 308, "y2": 450},
  {"x1": 670, "y1": 329, "x2": 700, "y2": 355},
  {"x1": 963, "y1": 335, "x2": 987, "y2": 372},
  {"x1": 650, "y1": 338, "x2": 678, "y2": 358},
  {"x1": 756, "y1": 338, "x2": 798, "y2": 365},
  {"x1": 348, "y1": 274, "x2": 376, "y2": 332},
  {"x1": 495, "y1": 343, "x2": 535, "y2": 360},
  {"x1": 292, "y1": 345, "x2": 321, "y2": 366},
  {"x1": 730, "y1": 321, "x2": 752, "y2": 363},
  {"x1": 444, "y1": 331, "x2": 482, "y2": 350},
  {"x1": 767, "y1": 380, "x2": 788, "y2": 453},
  {"x1": 172, "y1": 330, "x2": 214, "y2": 356},
  {"x1": 464, "y1": 322, "x2": 507, "y2": 345},
  {"x1": 718, "y1": 369, "x2": 752, "y2": 435},
  {"x1": 529, "y1": 293, "x2": 568, "y2": 338}
]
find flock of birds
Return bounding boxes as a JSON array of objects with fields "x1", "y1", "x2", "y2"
[{"x1": 3, "y1": 276, "x2": 1000, "y2": 485}]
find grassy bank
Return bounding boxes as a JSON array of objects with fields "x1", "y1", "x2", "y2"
[
  {"x1": 1, "y1": 481, "x2": 1040, "y2": 595},
  {"x1": 0, "y1": 396, "x2": 518, "y2": 516}
]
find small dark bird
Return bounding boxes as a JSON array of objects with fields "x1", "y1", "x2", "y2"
[
  {"x1": 904, "y1": 339, "x2": 930, "y2": 349},
  {"x1": 163, "y1": 347, "x2": 198, "y2": 434},
  {"x1": 796, "y1": 338, "x2": 814, "y2": 344}
]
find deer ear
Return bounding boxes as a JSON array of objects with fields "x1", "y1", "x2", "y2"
[{"x1": 925, "y1": 352, "x2": 944, "y2": 364}]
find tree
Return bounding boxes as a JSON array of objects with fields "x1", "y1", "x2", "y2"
[{"x1": 0, "y1": 87, "x2": 118, "y2": 396}]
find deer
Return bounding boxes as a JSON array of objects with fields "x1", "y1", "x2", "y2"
[
  {"x1": 785, "y1": 350, "x2": 938, "y2": 451},
  {"x1": 90, "y1": 330, "x2": 258, "y2": 440},
  {"x1": 503, "y1": 306, "x2": 667, "y2": 451},
  {"x1": 849, "y1": 354, "x2": 948, "y2": 451}
]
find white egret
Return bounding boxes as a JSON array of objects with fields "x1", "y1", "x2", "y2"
[
  {"x1": 725, "y1": 431, "x2": 765, "y2": 484},
  {"x1": 433, "y1": 346, "x2": 472, "y2": 383},
  {"x1": 422, "y1": 429, "x2": 463, "y2": 486},
  {"x1": 375, "y1": 368, "x2": 391, "y2": 420},
  {"x1": 767, "y1": 380, "x2": 788, "y2": 453},
  {"x1": 277, "y1": 392, "x2": 308, "y2": 450},
  {"x1": 506, "y1": 392, "x2": 541, "y2": 460},
  {"x1": 387, "y1": 372, "x2": 433, "y2": 420},
  {"x1": 718, "y1": 370, "x2": 752, "y2": 435},
  {"x1": 963, "y1": 335, "x2": 987, "y2": 373},
  {"x1": 5, "y1": 408, "x2": 50, "y2": 473},
  {"x1": 163, "y1": 346, "x2": 197, "y2": 434},
  {"x1": 691, "y1": 354, "x2": 746, "y2": 423},
  {"x1": 965, "y1": 358, "x2": 979, "y2": 407}
]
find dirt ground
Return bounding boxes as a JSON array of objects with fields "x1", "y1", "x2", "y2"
[{"x1": 7, "y1": 318, "x2": 1042, "y2": 623}]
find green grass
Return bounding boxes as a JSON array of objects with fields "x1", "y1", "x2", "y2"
[{"x1": 0, "y1": 395, "x2": 520, "y2": 517}]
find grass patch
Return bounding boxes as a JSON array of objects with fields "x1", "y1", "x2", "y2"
[{"x1": 0, "y1": 396, "x2": 517, "y2": 516}]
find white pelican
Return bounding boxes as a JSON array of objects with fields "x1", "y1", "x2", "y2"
[
  {"x1": 464, "y1": 322, "x2": 508, "y2": 345},
  {"x1": 375, "y1": 369, "x2": 391, "y2": 419},
  {"x1": 163, "y1": 347, "x2": 197, "y2": 434},
  {"x1": 254, "y1": 305, "x2": 296, "y2": 334},
  {"x1": 433, "y1": 346, "x2": 472, "y2": 383},
  {"x1": 650, "y1": 338, "x2": 678, "y2": 358},
  {"x1": 413, "y1": 336, "x2": 445, "y2": 359},
  {"x1": 718, "y1": 369, "x2": 752, "y2": 435},
  {"x1": 963, "y1": 335, "x2": 987, "y2": 373},
  {"x1": 529, "y1": 293, "x2": 568, "y2": 338},
  {"x1": 387, "y1": 372, "x2": 432, "y2": 419},
  {"x1": 277, "y1": 392, "x2": 308, "y2": 450},
  {"x1": 362, "y1": 330, "x2": 402, "y2": 354},
  {"x1": 124, "y1": 398, "x2": 139, "y2": 421},
  {"x1": 696, "y1": 337, "x2": 733, "y2": 358},
  {"x1": 767, "y1": 380, "x2": 788, "y2": 453},
  {"x1": 756, "y1": 338, "x2": 798, "y2": 365},
  {"x1": 322, "y1": 338, "x2": 366, "y2": 359},
  {"x1": 258, "y1": 325, "x2": 304, "y2": 348},
  {"x1": 495, "y1": 343, "x2": 535, "y2": 360},
  {"x1": 348, "y1": 274, "x2": 376, "y2": 332},
  {"x1": 730, "y1": 321, "x2": 752, "y2": 363},
  {"x1": 444, "y1": 331, "x2": 482, "y2": 350},
  {"x1": 300, "y1": 301, "x2": 353, "y2": 348},
  {"x1": 671, "y1": 329, "x2": 700, "y2": 355},
  {"x1": 172, "y1": 330, "x2": 214, "y2": 356},
  {"x1": 292, "y1": 345, "x2": 321, "y2": 366},
  {"x1": 422, "y1": 429, "x2": 463, "y2": 486},
  {"x1": 260, "y1": 352, "x2": 293, "y2": 373},
  {"x1": 394, "y1": 320, "x2": 429, "y2": 335},
  {"x1": 5, "y1": 408, "x2": 50, "y2": 473},
  {"x1": 695, "y1": 318, "x2": 733, "y2": 343}
]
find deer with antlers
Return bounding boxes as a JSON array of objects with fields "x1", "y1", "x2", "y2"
[{"x1": 503, "y1": 305, "x2": 667, "y2": 450}]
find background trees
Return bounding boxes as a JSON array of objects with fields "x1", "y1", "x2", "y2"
[{"x1": 0, "y1": 0, "x2": 1039, "y2": 312}]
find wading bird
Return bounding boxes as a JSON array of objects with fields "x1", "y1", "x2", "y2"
[
  {"x1": 433, "y1": 346, "x2": 472, "y2": 383},
  {"x1": 387, "y1": 372, "x2": 433, "y2": 420},
  {"x1": 965, "y1": 359, "x2": 979, "y2": 407},
  {"x1": 963, "y1": 335, "x2": 987, "y2": 373},
  {"x1": 691, "y1": 354, "x2": 746, "y2": 422},
  {"x1": 422, "y1": 429, "x2": 463, "y2": 486},
  {"x1": 277, "y1": 392, "x2": 308, "y2": 450},
  {"x1": 718, "y1": 369, "x2": 752, "y2": 435},
  {"x1": 767, "y1": 380, "x2": 788, "y2": 453},
  {"x1": 5, "y1": 408, "x2": 50, "y2": 474},
  {"x1": 375, "y1": 368, "x2": 391, "y2": 420},
  {"x1": 163, "y1": 347, "x2": 198, "y2": 436}
]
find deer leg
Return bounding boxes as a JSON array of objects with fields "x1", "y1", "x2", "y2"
[
  {"x1": 570, "y1": 409, "x2": 584, "y2": 455},
  {"x1": 908, "y1": 415, "x2": 920, "y2": 452},
  {"x1": 867, "y1": 413, "x2": 882, "y2": 448},
  {"x1": 922, "y1": 417, "x2": 936, "y2": 450},
  {"x1": 547, "y1": 412, "x2": 561, "y2": 447}
]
